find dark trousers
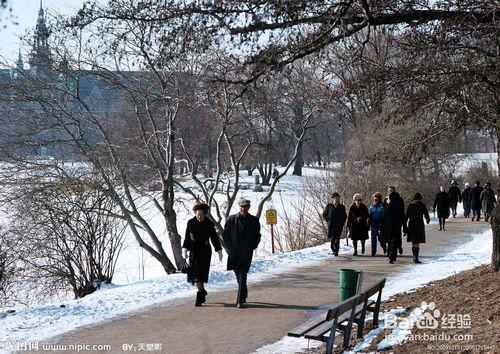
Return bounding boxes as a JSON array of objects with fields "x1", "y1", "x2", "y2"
[
  {"x1": 330, "y1": 238, "x2": 340, "y2": 253},
  {"x1": 472, "y1": 209, "x2": 481, "y2": 218},
  {"x1": 234, "y1": 271, "x2": 248, "y2": 304},
  {"x1": 370, "y1": 229, "x2": 379, "y2": 255},
  {"x1": 463, "y1": 206, "x2": 471, "y2": 218},
  {"x1": 450, "y1": 200, "x2": 458, "y2": 216},
  {"x1": 388, "y1": 236, "x2": 401, "y2": 262}
]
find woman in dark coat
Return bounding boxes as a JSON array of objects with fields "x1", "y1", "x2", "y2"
[
  {"x1": 347, "y1": 194, "x2": 369, "y2": 256},
  {"x1": 480, "y1": 182, "x2": 497, "y2": 222},
  {"x1": 405, "y1": 193, "x2": 430, "y2": 263},
  {"x1": 182, "y1": 203, "x2": 223, "y2": 307},
  {"x1": 461, "y1": 183, "x2": 471, "y2": 218},
  {"x1": 380, "y1": 192, "x2": 405, "y2": 264},
  {"x1": 433, "y1": 186, "x2": 450, "y2": 231},
  {"x1": 323, "y1": 192, "x2": 347, "y2": 256},
  {"x1": 448, "y1": 180, "x2": 461, "y2": 218}
]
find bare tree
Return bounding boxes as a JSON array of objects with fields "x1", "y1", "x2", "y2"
[{"x1": 1, "y1": 168, "x2": 125, "y2": 299}]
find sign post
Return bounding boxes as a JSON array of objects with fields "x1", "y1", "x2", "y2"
[{"x1": 265, "y1": 209, "x2": 277, "y2": 254}]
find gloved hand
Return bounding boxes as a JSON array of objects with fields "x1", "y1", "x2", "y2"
[
  {"x1": 217, "y1": 250, "x2": 223, "y2": 262},
  {"x1": 182, "y1": 248, "x2": 189, "y2": 259}
]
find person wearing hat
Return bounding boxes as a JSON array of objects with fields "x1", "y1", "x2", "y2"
[
  {"x1": 404, "y1": 193, "x2": 430, "y2": 263},
  {"x1": 433, "y1": 185, "x2": 450, "y2": 231},
  {"x1": 461, "y1": 183, "x2": 472, "y2": 218},
  {"x1": 182, "y1": 203, "x2": 223, "y2": 307},
  {"x1": 347, "y1": 193, "x2": 369, "y2": 256},
  {"x1": 379, "y1": 191, "x2": 405, "y2": 264},
  {"x1": 322, "y1": 192, "x2": 347, "y2": 256},
  {"x1": 480, "y1": 182, "x2": 497, "y2": 222},
  {"x1": 469, "y1": 181, "x2": 483, "y2": 221},
  {"x1": 223, "y1": 198, "x2": 261, "y2": 308},
  {"x1": 448, "y1": 180, "x2": 461, "y2": 218}
]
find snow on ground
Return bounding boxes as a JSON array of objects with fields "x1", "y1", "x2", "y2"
[
  {"x1": 0, "y1": 239, "x2": 354, "y2": 348},
  {"x1": 251, "y1": 224, "x2": 492, "y2": 354}
]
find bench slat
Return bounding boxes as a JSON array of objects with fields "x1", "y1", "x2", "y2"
[
  {"x1": 305, "y1": 303, "x2": 364, "y2": 340},
  {"x1": 287, "y1": 312, "x2": 327, "y2": 337}
]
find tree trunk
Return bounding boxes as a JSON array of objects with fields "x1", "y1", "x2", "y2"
[
  {"x1": 492, "y1": 122, "x2": 500, "y2": 272},
  {"x1": 292, "y1": 140, "x2": 303, "y2": 176}
]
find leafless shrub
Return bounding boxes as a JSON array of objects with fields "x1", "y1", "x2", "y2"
[{"x1": 3, "y1": 172, "x2": 126, "y2": 300}]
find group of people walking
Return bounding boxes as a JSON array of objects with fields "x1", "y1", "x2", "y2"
[
  {"x1": 180, "y1": 180, "x2": 496, "y2": 308},
  {"x1": 434, "y1": 180, "x2": 497, "y2": 228},
  {"x1": 323, "y1": 186, "x2": 426, "y2": 264},
  {"x1": 323, "y1": 181, "x2": 496, "y2": 265}
]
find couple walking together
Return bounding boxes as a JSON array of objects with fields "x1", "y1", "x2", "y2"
[{"x1": 182, "y1": 198, "x2": 260, "y2": 308}]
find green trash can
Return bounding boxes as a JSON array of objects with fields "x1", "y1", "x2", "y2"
[{"x1": 339, "y1": 268, "x2": 363, "y2": 301}]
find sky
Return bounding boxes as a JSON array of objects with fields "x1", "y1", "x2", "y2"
[{"x1": 0, "y1": 0, "x2": 85, "y2": 66}]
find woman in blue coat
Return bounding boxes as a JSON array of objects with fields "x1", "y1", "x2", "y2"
[{"x1": 368, "y1": 192, "x2": 384, "y2": 256}]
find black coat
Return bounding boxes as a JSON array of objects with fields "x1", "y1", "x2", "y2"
[
  {"x1": 469, "y1": 185, "x2": 483, "y2": 210},
  {"x1": 223, "y1": 213, "x2": 261, "y2": 273},
  {"x1": 461, "y1": 188, "x2": 471, "y2": 209},
  {"x1": 347, "y1": 203, "x2": 369, "y2": 241},
  {"x1": 448, "y1": 185, "x2": 461, "y2": 203},
  {"x1": 380, "y1": 199, "x2": 405, "y2": 243},
  {"x1": 183, "y1": 217, "x2": 222, "y2": 284},
  {"x1": 405, "y1": 200, "x2": 430, "y2": 243},
  {"x1": 323, "y1": 203, "x2": 347, "y2": 240},
  {"x1": 433, "y1": 191, "x2": 450, "y2": 218}
]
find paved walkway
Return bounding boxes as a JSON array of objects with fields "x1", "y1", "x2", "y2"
[{"x1": 44, "y1": 218, "x2": 489, "y2": 354}]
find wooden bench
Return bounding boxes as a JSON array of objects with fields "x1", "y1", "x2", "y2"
[{"x1": 287, "y1": 278, "x2": 386, "y2": 354}]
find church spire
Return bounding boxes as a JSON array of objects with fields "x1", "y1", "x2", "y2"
[{"x1": 30, "y1": 0, "x2": 52, "y2": 74}]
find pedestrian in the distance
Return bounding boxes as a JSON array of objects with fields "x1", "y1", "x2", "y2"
[
  {"x1": 433, "y1": 186, "x2": 450, "y2": 231},
  {"x1": 404, "y1": 193, "x2": 430, "y2": 264},
  {"x1": 368, "y1": 192, "x2": 385, "y2": 256},
  {"x1": 469, "y1": 181, "x2": 483, "y2": 221},
  {"x1": 448, "y1": 180, "x2": 461, "y2": 218},
  {"x1": 461, "y1": 183, "x2": 471, "y2": 218},
  {"x1": 480, "y1": 182, "x2": 497, "y2": 222},
  {"x1": 223, "y1": 198, "x2": 261, "y2": 308},
  {"x1": 322, "y1": 192, "x2": 347, "y2": 256},
  {"x1": 182, "y1": 203, "x2": 223, "y2": 307},
  {"x1": 380, "y1": 191, "x2": 405, "y2": 264},
  {"x1": 347, "y1": 194, "x2": 369, "y2": 256}
]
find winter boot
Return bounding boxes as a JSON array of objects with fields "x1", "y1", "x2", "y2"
[
  {"x1": 414, "y1": 248, "x2": 422, "y2": 264},
  {"x1": 195, "y1": 292, "x2": 203, "y2": 307},
  {"x1": 398, "y1": 246, "x2": 403, "y2": 255},
  {"x1": 471, "y1": 216, "x2": 475, "y2": 221},
  {"x1": 201, "y1": 289, "x2": 207, "y2": 304},
  {"x1": 361, "y1": 242, "x2": 365, "y2": 254}
]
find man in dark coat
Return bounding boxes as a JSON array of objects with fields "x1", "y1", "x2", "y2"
[
  {"x1": 405, "y1": 193, "x2": 430, "y2": 263},
  {"x1": 347, "y1": 193, "x2": 369, "y2": 255},
  {"x1": 469, "y1": 181, "x2": 483, "y2": 221},
  {"x1": 380, "y1": 192, "x2": 405, "y2": 264},
  {"x1": 433, "y1": 186, "x2": 450, "y2": 231},
  {"x1": 322, "y1": 192, "x2": 347, "y2": 256},
  {"x1": 383, "y1": 185, "x2": 405, "y2": 255},
  {"x1": 223, "y1": 198, "x2": 261, "y2": 308},
  {"x1": 448, "y1": 180, "x2": 461, "y2": 218},
  {"x1": 461, "y1": 183, "x2": 471, "y2": 218}
]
